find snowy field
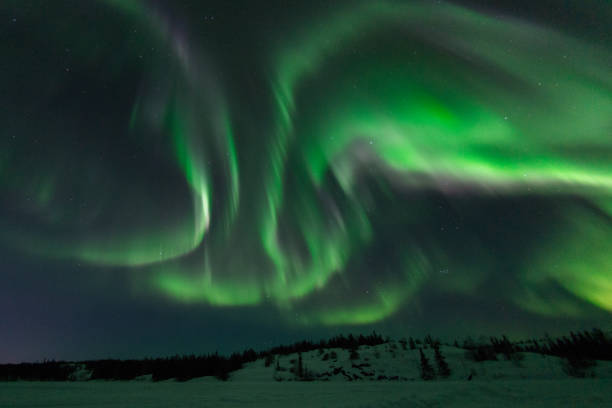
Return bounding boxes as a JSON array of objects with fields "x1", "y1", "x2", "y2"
[{"x1": 2, "y1": 379, "x2": 612, "y2": 407}]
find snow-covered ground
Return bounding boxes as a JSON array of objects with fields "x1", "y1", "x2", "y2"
[
  {"x1": 3, "y1": 342, "x2": 612, "y2": 407},
  {"x1": 2, "y1": 379, "x2": 612, "y2": 407}
]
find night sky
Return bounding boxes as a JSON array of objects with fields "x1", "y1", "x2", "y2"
[{"x1": 1, "y1": 0, "x2": 611, "y2": 363}]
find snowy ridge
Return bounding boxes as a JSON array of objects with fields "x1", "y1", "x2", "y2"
[{"x1": 231, "y1": 341, "x2": 612, "y2": 383}]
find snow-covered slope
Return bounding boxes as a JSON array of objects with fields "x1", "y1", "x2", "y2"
[{"x1": 231, "y1": 341, "x2": 612, "y2": 382}]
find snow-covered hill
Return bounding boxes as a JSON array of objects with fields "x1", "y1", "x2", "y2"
[{"x1": 231, "y1": 340, "x2": 612, "y2": 382}]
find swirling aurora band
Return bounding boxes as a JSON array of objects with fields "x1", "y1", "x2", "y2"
[{"x1": 0, "y1": 0, "x2": 610, "y2": 327}]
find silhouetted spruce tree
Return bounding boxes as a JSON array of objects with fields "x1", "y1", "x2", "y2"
[
  {"x1": 424, "y1": 334, "x2": 435, "y2": 347},
  {"x1": 264, "y1": 353, "x2": 275, "y2": 367},
  {"x1": 409, "y1": 337, "x2": 416, "y2": 350},
  {"x1": 419, "y1": 349, "x2": 435, "y2": 381},
  {"x1": 275, "y1": 356, "x2": 281, "y2": 372},
  {"x1": 297, "y1": 353, "x2": 304, "y2": 379},
  {"x1": 433, "y1": 344, "x2": 451, "y2": 378}
]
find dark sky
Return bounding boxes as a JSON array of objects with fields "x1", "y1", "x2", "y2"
[{"x1": 0, "y1": 0, "x2": 611, "y2": 363}]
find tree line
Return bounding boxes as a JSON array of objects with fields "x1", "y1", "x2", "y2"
[
  {"x1": 0, "y1": 331, "x2": 385, "y2": 381},
  {"x1": 1, "y1": 328, "x2": 609, "y2": 381}
]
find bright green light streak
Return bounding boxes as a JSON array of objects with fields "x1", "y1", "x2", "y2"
[
  {"x1": 156, "y1": 264, "x2": 262, "y2": 306},
  {"x1": 299, "y1": 252, "x2": 430, "y2": 325},
  {"x1": 517, "y1": 208, "x2": 612, "y2": 314},
  {"x1": 223, "y1": 113, "x2": 240, "y2": 232},
  {"x1": 166, "y1": 102, "x2": 211, "y2": 244}
]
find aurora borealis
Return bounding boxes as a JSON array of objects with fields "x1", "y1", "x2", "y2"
[{"x1": 1, "y1": 0, "x2": 611, "y2": 362}]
